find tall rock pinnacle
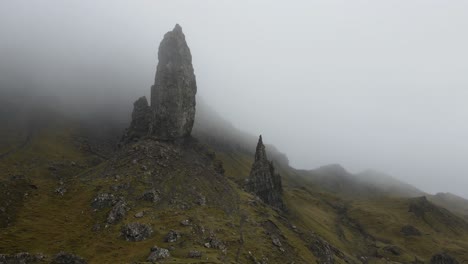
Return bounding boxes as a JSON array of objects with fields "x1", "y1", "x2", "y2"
[
  {"x1": 246, "y1": 135, "x2": 284, "y2": 209},
  {"x1": 150, "y1": 24, "x2": 197, "y2": 140},
  {"x1": 122, "y1": 24, "x2": 197, "y2": 143}
]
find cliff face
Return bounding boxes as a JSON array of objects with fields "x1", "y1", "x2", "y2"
[
  {"x1": 150, "y1": 24, "x2": 197, "y2": 140},
  {"x1": 246, "y1": 135, "x2": 284, "y2": 209},
  {"x1": 124, "y1": 24, "x2": 197, "y2": 142}
]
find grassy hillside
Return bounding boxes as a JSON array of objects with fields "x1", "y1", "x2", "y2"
[{"x1": 1, "y1": 113, "x2": 468, "y2": 263}]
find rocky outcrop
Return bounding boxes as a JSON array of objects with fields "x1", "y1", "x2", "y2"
[
  {"x1": 107, "y1": 200, "x2": 127, "y2": 224},
  {"x1": 150, "y1": 24, "x2": 197, "y2": 140},
  {"x1": 51, "y1": 252, "x2": 87, "y2": 264},
  {"x1": 0, "y1": 252, "x2": 46, "y2": 264},
  {"x1": 91, "y1": 193, "x2": 117, "y2": 209},
  {"x1": 121, "y1": 222, "x2": 153, "y2": 242},
  {"x1": 164, "y1": 230, "x2": 181, "y2": 243},
  {"x1": 400, "y1": 225, "x2": 421, "y2": 236},
  {"x1": 147, "y1": 246, "x2": 170, "y2": 262},
  {"x1": 246, "y1": 135, "x2": 284, "y2": 209},
  {"x1": 430, "y1": 253, "x2": 459, "y2": 264},
  {"x1": 123, "y1": 24, "x2": 197, "y2": 142},
  {"x1": 122, "y1": 97, "x2": 152, "y2": 142}
]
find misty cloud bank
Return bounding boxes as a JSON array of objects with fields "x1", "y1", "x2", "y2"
[{"x1": 1, "y1": 1, "x2": 468, "y2": 198}]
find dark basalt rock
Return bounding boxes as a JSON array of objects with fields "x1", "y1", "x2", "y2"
[
  {"x1": 51, "y1": 252, "x2": 87, "y2": 264},
  {"x1": 147, "y1": 246, "x2": 170, "y2": 262},
  {"x1": 246, "y1": 135, "x2": 284, "y2": 209},
  {"x1": 409, "y1": 196, "x2": 435, "y2": 217},
  {"x1": 150, "y1": 24, "x2": 197, "y2": 140},
  {"x1": 0, "y1": 252, "x2": 46, "y2": 264},
  {"x1": 91, "y1": 193, "x2": 117, "y2": 209},
  {"x1": 430, "y1": 253, "x2": 459, "y2": 264},
  {"x1": 123, "y1": 24, "x2": 197, "y2": 142},
  {"x1": 107, "y1": 200, "x2": 127, "y2": 224},
  {"x1": 164, "y1": 230, "x2": 181, "y2": 243},
  {"x1": 400, "y1": 225, "x2": 422, "y2": 236},
  {"x1": 121, "y1": 222, "x2": 153, "y2": 242},
  {"x1": 122, "y1": 96, "x2": 152, "y2": 143},
  {"x1": 187, "y1": 250, "x2": 202, "y2": 258}
]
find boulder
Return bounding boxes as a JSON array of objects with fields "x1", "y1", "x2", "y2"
[
  {"x1": 121, "y1": 222, "x2": 153, "y2": 242},
  {"x1": 147, "y1": 247, "x2": 170, "y2": 262},
  {"x1": 107, "y1": 200, "x2": 127, "y2": 224},
  {"x1": 430, "y1": 253, "x2": 459, "y2": 264},
  {"x1": 400, "y1": 225, "x2": 421, "y2": 236},
  {"x1": 164, "y1": 230, "x2": 181, "y2": 243},
  {"x1": 50, "y1": 252, "x2": 87, "y2": 264},
  {"x1": 91, "y1": 193, "x2": 116, "y2": 209},
  {"x1": 0, "y1": 252, "x2": 46, "y2": 264},
  {"x1": 187, "y1": 250, "x2": 202, "y2": 258},
  {"x1": 141, "y1": 189, "x2": 160, "y2": 203}
]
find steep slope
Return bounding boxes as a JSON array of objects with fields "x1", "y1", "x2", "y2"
[
  {"x1": 296, "y1": 165, "x2": 425, "y2": 199},
  {"x1": 429, "y1": 192, "x2": 468, "y2": 221}
]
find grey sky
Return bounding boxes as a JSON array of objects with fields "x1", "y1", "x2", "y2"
[{"x1": 1, "y1": 1, "x2": 468, "y2": 198}]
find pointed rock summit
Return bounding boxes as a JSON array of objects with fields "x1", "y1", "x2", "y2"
[
  {"x1": 123, "y1": 24, "x2": 197, "y2": 142},
  {"x1": 246, "y1": 135, "x2": 284, "y2": 209},
  {"x1": 151, "y1": 24, "x2": 197, "y2": 140}
]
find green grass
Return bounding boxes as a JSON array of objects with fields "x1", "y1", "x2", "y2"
[{"x1": 1, "y1": 119, "x2": 468, "y2": 263}]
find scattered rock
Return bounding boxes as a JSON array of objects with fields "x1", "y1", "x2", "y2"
[
  {"x1": 0, "y1": 252, "x2": 46, "y2": 264},
  {"x1": 206, "y1": 237, "x2": 225, "y2": 250},
  {"x1": 110, "y1": 183, "x2": 130, "y2": 192},
  {"x1": 134, "y1": 211, "x2": 144, "y2": 218},
  {"x1": 430, "y1": 253, "x2": 459, "y2": 264},
  {"x1": 91, "y1": 193, "x2": 117, "y2": 209},
  {"x1": 51, "y1": 252, "x2": 87, "y2": 264},
  {"x1": 91, "y1": 223, "x2": 101, "y2": 232},
  {"x1": 121, "y1": 222, "x2": 153, "y2": 242},
  {"x1": 272, "y1": 236, "x2": 282, "y2": 247},
  {"x1": 188, "y1": 250, "x2": 202, "y2": 258},
  {"x1": 141, "y1": 189, "x2": 160, "y2": 203},
  {"x1": 147, "y1": 246, "x2": 170, "y2": 262},
  {"x1": 107, "y1": 200, "x2": 127, "y2": 224},
  {"x1": 180, "y1": 219, "x2": 190, "y2": 226},
  {"x1": 164, "y1": 230, "x2": 181, "y2": 243},
  {"x1": 309, "y1": 235, "x2": 335, "y2": 264},
  {"x1": 383, "y1": 245, "x2": 402, "y2": 256},
  {"x1": 245, "y1": 135, "x2": 284, "y2": 209},
  {"x1": 400, "y1": 225, "x2": 422, "y2": 236},
  {"x1": 55, "y1": 186, "x2": 67, "y2": 196},
  {"x1": 197, "y1": 196, "x2": 206, "y2": 206}
]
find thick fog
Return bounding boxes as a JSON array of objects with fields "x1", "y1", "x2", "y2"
[{"x1": 1, "y1": 1, "x2": 468, "y2": 198}]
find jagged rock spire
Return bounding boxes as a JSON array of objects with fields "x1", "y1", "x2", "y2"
[
  {"x1": 121, "y1": 96, "x2": 152, "y2": 143},
  {"x1": 123, "y1": 24, "x2": 197, "y2": 143},
  {"x1": 246, "y1": 135, "x2": 284, "y2": 209},
  {"x1": 150, "y1": 23, "x2": 197, "y2": 140},
  {"x1": 254, "y1": 135, "x2": 267, "y2": 162}
]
